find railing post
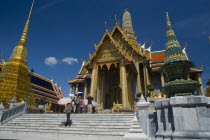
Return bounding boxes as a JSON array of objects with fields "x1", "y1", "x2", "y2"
[
  {"x1": 136, "y1": 94, "x2": 150, "y2": 137},
  {"x1": 0, "y1": 103, "x2": 5, "y2": 124}
]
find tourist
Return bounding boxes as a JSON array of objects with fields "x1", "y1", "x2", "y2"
[
  {"x1": 64, "y1": 102, "x2": 72, "y2": 127},
  {"x1": 70, "y1": 96, "x2": 75, "y2": 113},
  {"x1": 75, "y1": 95, "x2": 80, "y2": 113},
  {"x1": 87, "y1": 94, "x2": 94, "y2": 113},
  {"x1": 80, "y1": 98, "x2": 84, "y2": 113}
]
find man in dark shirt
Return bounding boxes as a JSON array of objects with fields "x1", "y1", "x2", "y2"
[
  {"x1": 75, "y1": 95, "x2": 80, "y2": 113},
  {"x1": 87, "y1": 94, "x2": 94, "y2": 113}
]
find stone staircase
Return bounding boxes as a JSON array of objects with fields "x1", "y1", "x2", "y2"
[{"x1": 0, "y1": 113, "x2": 134, "y2": 140}]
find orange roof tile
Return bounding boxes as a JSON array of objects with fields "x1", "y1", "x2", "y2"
[{"x1": 151, "y1": 51, "x2": 165, "y2": 63}]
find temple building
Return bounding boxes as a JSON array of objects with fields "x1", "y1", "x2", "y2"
[
  {"x1": 30, "y1": 73, "x2": 64, "y2": 112},
  {"x1": 206, "y1": 79, "x2": 210, "y2": 97},
  {"x1": 68, "y1": 10, "x2": 204, "y2": 110},
  {"x1": 0, "y1": 1, "x2": 64, "y2": 112}
]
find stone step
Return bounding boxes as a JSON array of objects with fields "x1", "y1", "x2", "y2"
[
  {"x1": 0, "y1": 127, "x2": 128, "y2": 136},
  {"x1": 0, "y1": 125, "x2": 128, "y2": 132},
  {"x1": 10, "y1": 120, "x2": 132, "y2": 123},
  {"x1": 22, "y1": 114, "x2": 133, "y2": 117},
  {"x1": 24, "y1": 113, "x2": 133, "y2": 115},
  {"x1": 0, "y1": 113, "x2": 134, "y2": 138},
  {"x1": 6, "y1": 121, "x2": 131, "y2": 126},
  {"x1": 12, "y1": 119, "x2": 131, "y2": 122},
  {"x1": 0, "y1": 131, "x2": 123, "y2": 140},
  {"x1": 7, "y1": 121, "x2": 131, "y2": 126},
  {"x1": 3, "y1": 123, "x2": 131, "y2": 129},
  {"x1": 13, "y1": 118, "x2": 132, "y2": 120},
  {"x1": 18, "y1": 116, "x2": 133, "y2": 118}
]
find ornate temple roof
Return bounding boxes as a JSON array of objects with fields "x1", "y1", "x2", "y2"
[
  {"x1": 165, "y1": 12, "x2": 187, "y2": 63},
  {"x1": 69, "y1": 10, "x2": 202, "y2": 85},
  {"x1": 150, "y1": 50, "x2": 202, "y2": 73},
  {"x1": 68, "y1": 61, "x2": 91, "y2": 84},
  {"x1": 122, "y1": 9, "x2": 138, "y2": 45},
  {"x1": 31, "y1": 72, "x2": 64, "y2": 104}
]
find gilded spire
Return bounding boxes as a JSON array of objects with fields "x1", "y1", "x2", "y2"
[
  {"x1": 122, "y1": 9, "x2": 137, "y2": 44},
  {"x1": 19, "y1": 0, "x2": 34, "y2": 46},
  {"x1": 9, "y1": 0, "x2": 34, "y2": 61},
  {"x1": 165, "y1": 12, "x2": 187, "y2": 63}
]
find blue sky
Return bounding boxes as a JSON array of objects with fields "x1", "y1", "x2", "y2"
[{"x1": 0, "y1": 0, "x2": 210, "y2": 97}]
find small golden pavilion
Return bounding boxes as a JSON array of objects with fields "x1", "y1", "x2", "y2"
[{"x1": 69, "y1": 10, "x2": 204, "y2": 110}]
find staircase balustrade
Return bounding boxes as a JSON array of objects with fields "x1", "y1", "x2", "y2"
[{"x1": 0, "y1": 102, "x2": 28, "y2": 125}]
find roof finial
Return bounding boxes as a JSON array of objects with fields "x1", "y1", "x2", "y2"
[
  {"x1": 104, "y1": 21, "x2": 108, "y2": 32},
  {"x1": 18, "y1": 0, "x2": 34, "y2": 46},
  {"x1": 122, "y1": 8, "x2": 137, "y2": 45},
  {"x1": 114, "y1": 14, "x2": 118, "y2": 25},
  {"x1": 166, "y1": 12, "x2": 171, "y2": 27}
]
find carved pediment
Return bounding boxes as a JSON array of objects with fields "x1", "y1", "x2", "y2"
[{"x1": 95, "y1": 43, "x2": 123, "y2": 62}]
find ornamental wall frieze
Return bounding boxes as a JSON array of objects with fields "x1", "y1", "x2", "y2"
[
  {"x1": 166, "y1": 29, "x2": 175, "y2": 35},
  {"x1": 166, "y1": 33, "x2": 176, "y2": 37},
  {"x1": 165, "y1": 55, "x2": 186, "y2": 61},
  {"x1": 166, "y1": 40, "x2": 179, "y2": 46},
  {"x1": 166, "y1": 44, "x2": 181, "y2": 49}
]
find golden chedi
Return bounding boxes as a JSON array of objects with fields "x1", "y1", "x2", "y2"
[{"x1": 0, "y1": 1, "x2": 35, "y2": 107}]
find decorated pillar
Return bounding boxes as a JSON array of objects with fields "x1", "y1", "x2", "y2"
[
  {"x1": 84, "y1": 83, "x2": 87, "y2": 100},
  {"x1": 146, "y1": 67, "x2": 151, "y2": 85},
  {"x1": 197, "y1": 73, "x2": 204, "y2": 95},
  {"x1": 75, "y1": 84, "x2": 78, "y2": 94},
  {"x1": 160, "y1": 72, "x2": 165, "y2": 87},
  {"x1": 90, "y1": 62, "x2": 98, "y2": 99},
  {"x1": 136, "y1": 62, "x2": 142, "y2": 93},
  {"x1": 69, "y1": 85, "x2": 73, "y2": 95},
  {"x1": 187, "y1": 74, "x2": 191, "y2": 80},
  {"x1": 120, "y1": 59, "x2": 130, "y2": 109}
]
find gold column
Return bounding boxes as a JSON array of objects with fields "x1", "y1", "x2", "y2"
[
  {"x1": 146, "y1": 67, "x2": 151, "y2": 85},
  {"x1": 187, "y1": 74, "x2": 191, "y2": 80},
  {"x1": 136, "y1": 62, "x2": 142, "y2": 93},
  {"x1": 120, "y1": 59, "x2": 130, "y2": 109},
  {"x1": 100, "y1": 71, "x2": 104, "y2": 108},
  {"x1": 160, "y1": 72, "x2": 165, "y2": 87},
  {"x1": 90, "y1": 62, "x2": 98, "y2": 99},
  {"x1": 69, "y1": 85, "x2": 73, "y2": 95},
  {"x1": 84, "y1": 83, "x2": 87, "y2": 99},
  {"x1": 75, "y1": 84, "x2": 78, "y2": 94},
  {"x1": 97, "y1": 74, "x2": 101, "y2": 103},
  {"x1": 197, "y1": 73, "x2": 204, "y2": 95}
]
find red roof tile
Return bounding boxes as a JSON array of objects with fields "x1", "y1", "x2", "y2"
[{"x1": 151, "y1": 51, "x2": 165, "y2": 63}]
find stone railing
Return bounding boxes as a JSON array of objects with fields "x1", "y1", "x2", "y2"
[
  {"x1": 0, "y1": 102, "x2": 28, "y2": 125},
  {"x1": 136, "y1": 95, "x2": 210, "y2": 140},
  {"x1": 155, "y1": 96, "x2": 210, "y2": 140}
]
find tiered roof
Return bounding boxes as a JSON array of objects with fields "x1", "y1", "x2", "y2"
[
  {"x1": 68, "y1": 61, "x2": 91, "y2": 84},
  {"x1": 31, "y1": 72, "x2": 64, "y2": 104},
  {"x1": 150, "y1": 50, "x2": 202, "y2": 73}
]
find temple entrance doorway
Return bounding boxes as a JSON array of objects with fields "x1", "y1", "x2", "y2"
[{"x1": 98, "y1": 64, "x2": 122, "y2": 109}]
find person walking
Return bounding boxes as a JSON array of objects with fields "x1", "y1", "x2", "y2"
[
  {"x1": 80, "y1": 98, "x2": 84, "y2": 113},
  {"x1": 65, "y1": 102, "x2": 72, "y2": 127},
  {"x1": 75, "y1": 95, "x2": 80, "y2": 113},
  {"x1": 87, "y1": 94, "x2": 94, "y2": 113}
]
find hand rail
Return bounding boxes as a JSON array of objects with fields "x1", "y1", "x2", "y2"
[{"x1": 0, "y1": 102, "x2": 28, "y2": 125}]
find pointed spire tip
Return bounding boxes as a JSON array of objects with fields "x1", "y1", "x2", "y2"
[{"x1": 19, "y1": 0, "x2": 35, "y2": 45}]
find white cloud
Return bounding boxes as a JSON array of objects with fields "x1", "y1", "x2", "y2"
[
  {"x1": 44, "y1": 57, "x2": 58, "y2": 66},
  {"x1": 62, "y1": 57, "x2": 78, "y2": 65}
]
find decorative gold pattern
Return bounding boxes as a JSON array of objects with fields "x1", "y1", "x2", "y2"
[{"x1": 0, "y1": 1, "x2": 35, "y2": 106}]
